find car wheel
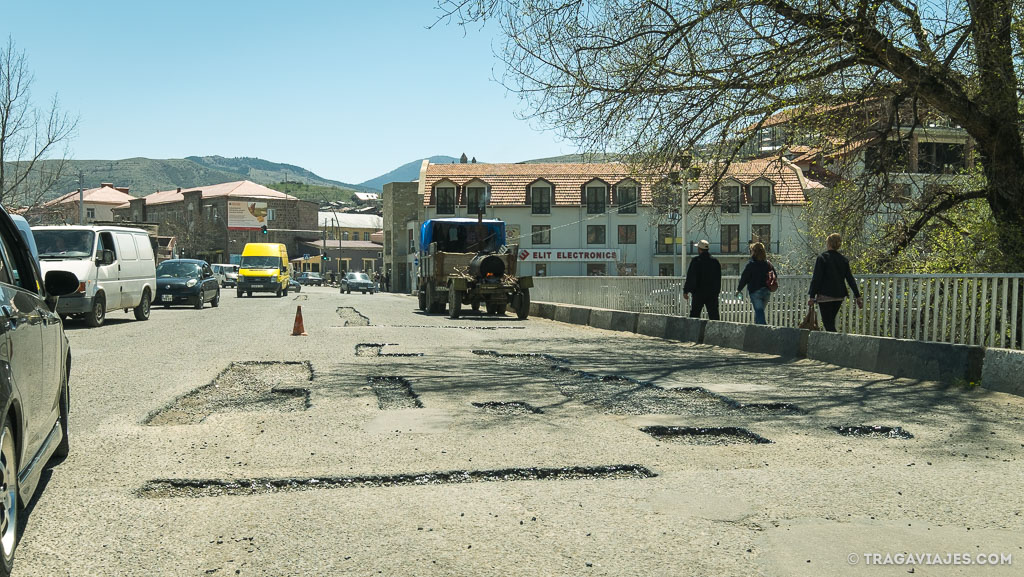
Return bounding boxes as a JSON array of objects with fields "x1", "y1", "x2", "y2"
[
  {"x1": 85, "y1": 293, "x2": 105, "y2": 328},
  {"x1": 53, "y1": 366, "x2": 70, "y2": 459},
  {"x1": 247, "y1": 291, "x2": 252, "y2": 297},
  {"x1": 211, "y1": 290, "x2": 220, "y2": 308},
  {"x1": 133, "y1": 289, "x2": 151, "y2": 321},
  {"x1": 194, "y1": 292, "x2": 204, "y2": 309},
  {"x1": 0, "y1": 419, "x2": 19, "y2": 576},
  {"x1": 237, "y1": 289, "x2": 243, "y2": 298}
]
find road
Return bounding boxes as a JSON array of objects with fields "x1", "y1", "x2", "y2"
[{"x1": 13, "y1": 286, "x2": 1024, "y2": 576}]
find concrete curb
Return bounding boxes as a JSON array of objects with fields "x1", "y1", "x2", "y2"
[
  {"x1": 981, "y1": 348, "x2": 1024, "y2": 395},
  {"x1": 553, "y1": 304, "x2": 592, "y2": 326},
  {"x1": 534, "y1": 301, "x2": 1013, "y2": 392},
  {"x1": 589, "y1": 309, "x2": 639, "y2": 333}
]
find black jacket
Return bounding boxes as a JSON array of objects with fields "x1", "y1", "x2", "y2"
[
  {"x1": 683, "y1": 251, "x2": 722, "y2": 299},
  {"x1": 808, "y1": 250, "x2": 860, "y2": 299},
  {"x1": 738, "y1": 259, "x2": 772, "y2": 294}
]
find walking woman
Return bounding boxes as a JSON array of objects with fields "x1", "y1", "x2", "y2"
[
  {"x1": 736, "y1": 242, "x2": 774, "y2": 325},
  {"x1": 808, "y1": 233, "x2": 863, "y2": 332}
]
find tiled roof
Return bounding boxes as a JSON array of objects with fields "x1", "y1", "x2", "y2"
[
  {"x1": 300, "y1": 239, "x2": 381, "y2": 250},
  {"x1": 423, "y1": 162, "x2": 654, "y2": 206},
  {"x1": 46, "y1": 184, "x2": 136, "y2": 207},
  {"x1": 690, "y1": 157, "x2": 808, "y2": 206},
  {"x1": 137, "y1": 180, "x2": 298, "y2": 206}
]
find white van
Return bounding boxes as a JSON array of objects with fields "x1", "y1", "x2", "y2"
[
  {"x1": 33, "y1": 225, "x2": 157, "y2": 327},
  {"x1": 211, "y1": 263, "x2": 239, "y2": 287}
]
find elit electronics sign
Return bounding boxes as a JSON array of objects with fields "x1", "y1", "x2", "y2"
[{"x1": 518, "y1": 249, "x2": 620, "y2": 262}]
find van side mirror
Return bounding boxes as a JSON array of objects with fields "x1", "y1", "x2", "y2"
[{"x1": 97, "y1": 249, "x2": 115, "y2": 266}]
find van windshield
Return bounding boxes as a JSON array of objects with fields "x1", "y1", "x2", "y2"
[
  {"x1": 240, "y1": 256, "x2": 281, "y2": 269},
  {"x1": 35, "y1": 230, "x2": 95, "y2": 259}
]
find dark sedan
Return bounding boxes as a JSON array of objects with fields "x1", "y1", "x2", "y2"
[
  {"x1": 296, "y1": 272, "x2": 324, "y2": 286},
  {"x1": 155, "y1": 259, "x2": 221, "y2": 309},
  {"x1": 0, "y1": 204, "x2": 79, "y2": 575},
  {"x1": 341, "y1": 272, "x2": 376, "y2": 294}
]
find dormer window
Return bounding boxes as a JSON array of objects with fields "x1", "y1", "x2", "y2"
[
  {"x1": 435, "y1": 186, "x2": 456, "y2": 214},
  {"x1": 585, "y1": 181, "x2": 607, "y2": 214},
  {"x1": 466, "y1": 185, "x2": 487, "y2": 214},
  {"x1": 531, "y1": 183, "x2": 551, "y2": 214},
  {"x1": 721, "y1": 184, "x2": 740, "y2": 214},
  {"x1": 617, "y1": 181, "x2": 638, "y2": 214},
  {"x1": 751, "y1": 184, "x2": 771, "y2": 213}
]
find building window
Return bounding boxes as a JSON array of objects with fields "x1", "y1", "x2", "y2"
[
  {"x1": 531, "y1": 185, "x2": 551, "y2": 214},
  {"x1": 586, "y1": 225, "x2": 606, "y2": 244},
  {"x1": 617, "y1": 185, "x2": 637, "y2": 214},
  {"x1": 535, "y1": 263, "x2": 547, "y2": 277},
  {"x1": 466, "y1": 186, "x2": 487, "y2": 214},
  {"x1": 364, "y1": 232, "x2": 371, "y2": 241},
  {"x1": 721, "y1": 224, "x2": 740, "y2": 253},
  {"x1": 751, "y1": 185, "x2": 771, "y2": 213},
  {"x1": 86, "y1": 208, "x2": 96, "y2": 219},
  {"x1": 617, "y1": 225, "x2": 636, "y2": 244},
  {"x1": 342, "y1": 231, "x2": 349, "y2": 241},
  {"x1": 407, "y1": 229, "x2": 415, "y2": 253},
  {"x1": 436, "y1": 186, "x2": 456, "y2": 214},
  {"x1": 751, "y1": 224, "x2": 771, "y2": 252},
  {"x1": 917, "y1": 141, "x2": 965, "y2": 174},
  {"x1": 658, "y1": 263, "x2": 675, "y2": 276},
  {"x1": 362, "y1": 258, "x2": 374, "y2": 272},
  {"x1": 532, "y1": 225, "x2": 551, "y2": 245},
  {"x1": 657, "y1": 224, "x2": 675, "y2": 254},
  {"x1": 721, "y1": 185, "x2": 740, "y2": 213},
  {"x1": 267, "y1": 208, "x2": 276, "y2": 221},
  {"x1": 586, "y1": 185, "x2": 606, "y2": 214},
  {"x1": 586, "y1": 263, "x2": 606, "y2": 276}
]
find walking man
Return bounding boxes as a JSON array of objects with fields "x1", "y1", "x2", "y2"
[{"x1": 683, "y1": 239, "x2": 722, "y2": 320}]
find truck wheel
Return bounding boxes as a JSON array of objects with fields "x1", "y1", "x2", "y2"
[
  {"x1": 471, "y1": 300, "x2": 480, "y2": 312},
  {"x1": 417, "y1": 289, "x2": 427, "y2": 311},
  {"x1": 514, "y1": 289, "x2": 531, "y2": 320},
  {"x1": 448, "y1": 289, "x2": 462, "y2": 319},
  {"x1": 237, "y1": 289, "x2": 243, "y2": 298},
  {"x1": 426, "y1": 284, "x2": 439, "y2": 314},
  {"x1": 85, "y1": 293, "x2": 105, "y2": 328}
]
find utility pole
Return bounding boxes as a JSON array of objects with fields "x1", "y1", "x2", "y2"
[{"x1": 78, "y1": 171, "x2": 85, "y2": 224}]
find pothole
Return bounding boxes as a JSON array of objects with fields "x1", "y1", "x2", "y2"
[
  {"x1": 472, "y1": 350, "x2": 565, "y2": 366},
  {"x1": 337, "y1": 307, "x2": 370, "y2": 326},
  {"x1": 640, "y1": 426, "x2": 772, "y2": 445},
  {"x1": 370, "y1": 377, "x2": 423, "y2": 409},
  {"x1": 471, "y1": 401, "x2": 543, "y2": 415},
  {"x1": 292, "y1": 294, "x2": 308, "y2": 300},
  {"x1": 356, "y1": 343, "x2": 424, "y2": 357},
  {"x1": 731, "y1": 402, "x2": 805, "y2": 415},
  {"x1": 144, "y1": 361, "x2": 312, "y2": 425},
  {"x1": 137, "y1": 464, "x2": 656, "y2": 498},
  {"x1": 829, "y1": 425, "x2": 914, "y2": 439}
]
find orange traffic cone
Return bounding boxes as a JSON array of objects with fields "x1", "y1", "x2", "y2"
[{"x1": 291, "y1": 305, "x2": 308, "y2": 336}]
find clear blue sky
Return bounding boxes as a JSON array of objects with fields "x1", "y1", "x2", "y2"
[{"x1": 1, "y1": 1, "x2": 574, "y2": 184}]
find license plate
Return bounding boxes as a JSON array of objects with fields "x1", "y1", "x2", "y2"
[
  {"x1": 161, "y1": 295, "x2": 172, "y2": 302},
  {"x1": 252, "y1": 284, "x2": 266, "y2": 289}
]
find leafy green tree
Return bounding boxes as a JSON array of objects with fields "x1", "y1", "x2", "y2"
[
  {"x1": 0, "y1": 37, "x2": 77, "y2": 207},
  {"x1": 436, "y1": 0, "x2": 1024, "y2": 270}
]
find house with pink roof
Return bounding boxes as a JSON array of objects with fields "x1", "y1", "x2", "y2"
[{"x1": 40, "y1": 183, "x2": 136, "y2": 224}]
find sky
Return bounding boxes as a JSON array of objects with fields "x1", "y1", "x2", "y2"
[{"x1": 0, "y1": 1, "x2": 575, "y2": 184}]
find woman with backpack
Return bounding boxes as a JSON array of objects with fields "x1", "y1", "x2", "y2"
[{"x1": 736, "y1": 242, "x2": 776, "y2": 325}]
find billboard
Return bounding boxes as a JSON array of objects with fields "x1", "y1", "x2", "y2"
[
  {"x1": 517, "y1": 248, "x2": 620, "y2": 262},
  {"x1": 228, "y1": 201, "x2": 269, "y2": 230}
]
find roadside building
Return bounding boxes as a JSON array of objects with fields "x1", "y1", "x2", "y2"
[
  {"x1": 37, "y1": 183, "x2": 136, "y2": 224},
  {"x1": 113, "y1": 180, "x2": 318, "y2": 264},
  {"x1": 383, "y1": 160, "x2": 819, "y2": 288}
]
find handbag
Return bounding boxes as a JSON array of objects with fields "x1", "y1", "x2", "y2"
[
  {"x1": 798, "y1": 303, "x2": 820, "y2": 330},
  {"x1": 766, "y1": 262, "x2": 779, "y2": 292}
]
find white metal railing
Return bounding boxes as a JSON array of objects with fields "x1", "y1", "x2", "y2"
[{"x1": 531, "y1": 274, "x2": 1024, "y2": 350}]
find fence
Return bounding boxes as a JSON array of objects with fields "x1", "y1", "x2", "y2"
[{"x1": 531, "y1": 274, "x2": 1024, "y2": 350}]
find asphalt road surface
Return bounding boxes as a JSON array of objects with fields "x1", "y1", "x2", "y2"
[{"x1": 13, "y1": 287, "x2": 1024, "y2": 576}]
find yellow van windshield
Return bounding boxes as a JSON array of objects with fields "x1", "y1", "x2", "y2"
[{"x1": 240, "y1": 256, "x2": 280, "y2": 268}]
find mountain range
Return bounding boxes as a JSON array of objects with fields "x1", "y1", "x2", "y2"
[{"x1": 36, "y1": 152, "x2": 615, "y2": 202}]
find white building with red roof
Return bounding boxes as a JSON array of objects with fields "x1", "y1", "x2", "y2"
[{"x1": 41, "y1": 183, "x2": 136, "y2": 224}]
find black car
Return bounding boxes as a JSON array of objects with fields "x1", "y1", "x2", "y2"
[
  {"x1": 341, "y1": 272, "x2": 377, "y2": 294},
  {"x1": 155, "y1": 259, "x2": 221, "y2": 309},
  {"x1": 0, "y1": 204, "x2": 79, "y2": 575},
  {"x1": 296, "y1": 272, "x2": 324, "y2": 286}
]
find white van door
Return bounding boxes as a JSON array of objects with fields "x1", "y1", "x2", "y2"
[
  {"x1": 96, "y1": 231, "x2": 123, "y2": 309},
  {"x1": 113, "y1": 232, "x2": 141, "y2": 307}
]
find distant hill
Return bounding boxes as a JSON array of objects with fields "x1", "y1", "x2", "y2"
[
  {"x1": 357, "y1": 155, "x2": 459, "y2": 191},
  {"x1": 35, "y1": 156, "x2": 376, "y2": 202},
  {"x1": 520, "y1": 153, "x2": 624, "y2": 164}
]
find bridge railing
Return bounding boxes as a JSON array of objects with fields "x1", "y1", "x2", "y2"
[{"x1": 531, "y1": 274, "x2": 1024, "y2": 350}]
